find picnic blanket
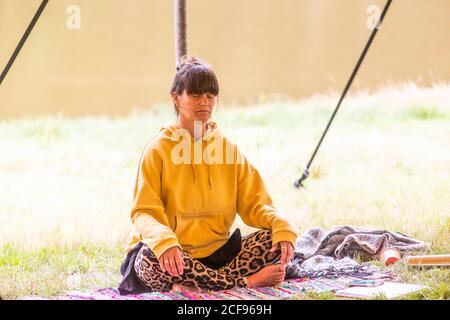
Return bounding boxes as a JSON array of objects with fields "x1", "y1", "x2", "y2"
[
  {"x1": 285, "y1": 225, "x2": 427, "y2": 279},
  {"x1": 22, "y1": 266, "x2": 399, "y2": 300},
  {"x1": 21, "y1": 278, "x2": 353, "y2": 300}
]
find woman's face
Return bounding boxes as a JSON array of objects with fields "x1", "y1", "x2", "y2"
[{"x1": 173, "y1": 90, "x2": 217, "y2": 123}]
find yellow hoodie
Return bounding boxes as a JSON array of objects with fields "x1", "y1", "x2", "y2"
[{"x1": 124, "y1": 120, "x2": 298, "y2": 259}]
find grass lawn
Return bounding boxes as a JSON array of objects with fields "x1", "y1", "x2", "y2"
[{"x1": 0, "y1": 82, "x2": 449, "y2": 299}]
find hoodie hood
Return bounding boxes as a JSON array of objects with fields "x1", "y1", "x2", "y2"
[
  {"x1": 159, "y1": 119, "x2": 221, "y2": 142},
  {"x1": 158, "y1": 119, "x2": 221, "y2": 190}
]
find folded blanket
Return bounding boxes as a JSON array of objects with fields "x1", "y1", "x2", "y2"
[{"x1": 285, "y1": 225, "x2": 427, "y2": 279}]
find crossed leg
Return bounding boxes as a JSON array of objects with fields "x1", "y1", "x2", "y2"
[{"x1": 134, "y1": 229, "x2": 282, "y2": 292}]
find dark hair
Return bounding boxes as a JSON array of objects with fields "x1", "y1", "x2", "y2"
[{"x1": 170, "y1": 56, "x2": 219, "y2": 115}]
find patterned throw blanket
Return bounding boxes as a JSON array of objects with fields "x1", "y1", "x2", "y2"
[{"x1": 285, "y1": 225, "x2": 427, "y2": 279}]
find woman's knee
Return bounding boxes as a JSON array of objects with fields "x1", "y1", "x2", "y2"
[
  {"x1": 237, "y1": 229, "x2": 281, "y2": 268},
  {"x1": 243, "y1": 228, "x2": 274, "y2": 250}
]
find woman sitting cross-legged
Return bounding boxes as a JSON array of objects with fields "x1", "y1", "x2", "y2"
[{"x1": 118, "y1": 56, "x2": 298, "y2": 294}]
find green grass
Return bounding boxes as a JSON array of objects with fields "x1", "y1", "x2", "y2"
[
  {"x1": 0, "y1": 82, "x2": 449, "y2": 300},
  {"x1": 0, "y1": 243, "x2": 123, "y2": 299}
]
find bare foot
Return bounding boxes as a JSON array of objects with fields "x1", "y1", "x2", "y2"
[{"x1": 246, "y1": 264, "x2": 286, "y2": 288}]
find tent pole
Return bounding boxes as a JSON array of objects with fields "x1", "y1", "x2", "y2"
[{"x1": 174, "y1": 0, "x2": 187, "y2": 66}]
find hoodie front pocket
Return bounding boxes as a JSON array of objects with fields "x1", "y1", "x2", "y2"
[{"x1": 174, "y1": 211, "x2": 229, "y2": 239}]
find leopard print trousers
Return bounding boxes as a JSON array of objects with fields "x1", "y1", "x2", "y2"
[{"x1": 134, "y1": 229, "x2": 282, "y2": 292}]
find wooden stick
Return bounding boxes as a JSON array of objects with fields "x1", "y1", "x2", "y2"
[{"x1": 405, "y1": 254, "x2": 450, "y2": 266}]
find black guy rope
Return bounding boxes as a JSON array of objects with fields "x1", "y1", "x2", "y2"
[
  {"x1": 294, "y1": 0, "x2": 393, "y2": 188},
  {"x1": 0, "y1": 0, "x2": 49, "y2": 86}
]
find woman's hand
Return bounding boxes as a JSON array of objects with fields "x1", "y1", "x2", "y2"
[
  {"x1": 270, "y1": 241, "x2": 294, "y2": 265},
  {"x1": 159, "y1": 246, "x2": 184, "y2": 276}
]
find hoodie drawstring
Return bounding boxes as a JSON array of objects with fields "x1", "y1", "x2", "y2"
[
  {"x1": 204, "y1": 140, "x2": 213, "y2": 191},
  {"x1": 191, "y1": 162, "x2": 198, "y2": 185},
  {"x1": 192, "y1": 147, "x2": 213, "y2": 190},
  {"x1": 191, "y1": 140, "x2": 213, "y2": 190},
  {"x1": 207, "y1": 164, "x2": 213, "y2": 191}
]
